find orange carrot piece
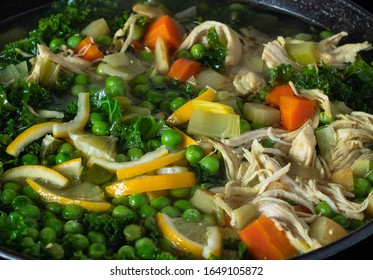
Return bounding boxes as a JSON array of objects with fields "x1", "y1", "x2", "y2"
[
  {"x1": 279, "y1": 95, "x2": 316, "y2": 131},
  {"x1": 168, "y1": 58, "x2": 202, "y2": 82},
  {"x1": 239, "y1": 215, "x2": 296, "y2": 260},
  {"x1": 75, "y1": 36, "x2": 104, "y2": 62},
  {"x1": 265, "y1": 84, "x2": 295, "y2": 107},
  {"x1": 143, "y1": 15, "x2": 182, "y2": 51}
]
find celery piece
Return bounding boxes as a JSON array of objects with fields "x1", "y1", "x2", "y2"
[
  {"x1": 187, "y1": 109, "x2": 240, "y2": 138},
  {"x1": 285, "y1": 41, "x2": 316, "y2": 66},
  {"x1": 81, "y1": 18, "x2": 110, "y2": 41},
  {"x1": 351, "y1": 159, "x2": 373, "y2": 178},
  {"x1": 314, "y1": 125, "x2": 337, "y2": 160},
  {"x1": 243, "y1": 102, "x2": 280, "y2": 126},
  {"x1": 39, "y1": 56, "x2": 60, "y2": 87}
]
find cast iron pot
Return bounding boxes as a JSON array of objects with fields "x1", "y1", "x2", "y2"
[{"x1": 0, "y1": 0, "x2": 373, "y2": 260}]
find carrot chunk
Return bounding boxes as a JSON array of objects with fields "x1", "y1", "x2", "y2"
[
  {"x1": 265, "y1": 84, "x2": 295, "y2": 107},
  {"x1": 143, "y1": 15, "x2": 182, "y2": 51},
  {"x1": 279, "y1": 95, "x2": 316, "y2": 131},
  {"x1": 168, "y1": 58, "x2": 202, "y2": 82},
  {"x1": 239, "y1": 215, "x2": 296, "y2": 260},
  {"x1": 74, "y1": 36, "x2": 104, "y2": 62}
]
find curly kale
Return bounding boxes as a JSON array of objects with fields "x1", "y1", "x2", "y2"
[{"x1": 268, "y1": 60, "x2": 373, "y2": 113}]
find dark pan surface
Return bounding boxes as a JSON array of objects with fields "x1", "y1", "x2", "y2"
[{"x1": 0, "y1": 0, "x2": 372, "y2": 260}]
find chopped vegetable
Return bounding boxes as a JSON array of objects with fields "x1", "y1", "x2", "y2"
[
  {"x1": 279, "y1": 95, "x2": 316, "y2": 131},
  {"x1": 285, "y1": 41, "x2": 317, "y2": 66},
  {"x1": 74, "y1": 36, "x2": 104, "y2": 62},
  {"x1": 168, "y1": 58, "x2": 203, "y2": 82},
  {"x1": 243, "y1": 102, "x2": 281, "y2": 126},
  {"x1": 239, "y1": 215, "x2": 296, "y2": 260},
  {"x1": 309, "y1": 216, "x2": 348, "y2": 246},
  {"x1": 143, "y1": 15, "x2": 182, "y2": 51},
  {"x1": 265, "y1": 84, "x2": 295, "y2": 107}
]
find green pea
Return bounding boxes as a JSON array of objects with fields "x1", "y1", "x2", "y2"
[
  {"x1": 3, "y1": 182, "x2": 21, "y2": 193},
  {"x1": 74, "y1": 74, "x2": 89, "y2": 85},
  {"x1": 12, "y1": 195, "x2": 32, "y2": 210},
  {"x1": 173, "y1": 199, "x2": 193, "y2": 211},
  {"x1": 132, "y1": 84, "x2": 150, "y2": 97},
  {"x1": 251, "y1": 122, "x2": 266, "y2": 130},
  {"x1": 353, "y1": 178, "x2": 371, "y2": 197},
  {"x1": 315, "y1": 201, "x2": 334, "y2": 218},
  {"x1": 89, "y1": 112, "x2": 106, "y2": 126},
  {"x1": 150, "y1": 74, "x2": 165, "y2": 85},
  {"x1": 117, "y1": 245, "x2": 137, "y2": 260},
  {"x1": 115, "y1": 154, "x2": 129, "y2": 163},
  {"x1": 191, "y1": 43, "x2": 206, "y2": 59},
  {"x1": 1, "y1": 189, "x2": 17, "y2": 205},
  {"x1": 45, "y1": 202, "x2": 63, "y2": 215},
  {"x1": 161, "y1": 205, "x2": 181, "y2": 218},
  {"x1": 64, "y1": 220, "x2": 84, "y2": 234},
  {"x1": 201, "y1": 213, "x2": 217, "y2": 226},
  {"x1": 139, "y1": 50, "x2": 155, "y2": 61},
  {"x1": 170, "y1": 97, "x2": 186, "y2": 111},
  {"x1": 319, "y1": 112, "x2": 335, "y2": 124},
  {"x1": 257, "y1": 89, "x2": 268, "y2": 101},
  {"x1": 165, "y1": 90, "x2": 180, "y2": 99},
  {"x1": 135, "y1": 237, "x2": 157, "y2": 259},
  {"x1": 139, "y1": 204, "x2": 157, "y2": 218},
  {"x1": 349, "y1": 219, "x2": 365, "y2": 230},
  {"x1": 20, "y1": 205, "x2": 41, "y2": 220},
  {"x1": 150, "y1": 196, "x2": 171, "y2": 210},
  {"x1": 144, "y1": 216, "x2": 157, "y2": 231},
  {"x1": 145, "y1": 90, "x2": 163, "y2": 104},
  {"x1": 66, "y1": 233, "x2": 89, "y2": 250},
  {"x1": 146, "y1": 139, "x2": 162, "y2": 151},
  {"x1": 111, "y1": 196, "x2": 129, "y2": 206},
  {"x1": 92, "y1": 121, "x2": 110, "y2": 136},
  {"x1": 200, "y1": 156, "x2": 220, "y2": 174},
  {"x1": 88, "y1": 243, "x2": 107, "y2": 259},
  {"x1": 67, "y1": 35, "x2": 83, "y2": 49},
  {"x1": 131, "y1": 75, "x2": 149, "y2": 87},
  {"x1": 87, "y1": 231, "x2": 106, "y2": 245},
  {"x1": 61, "y1": 204, "x2": 83, "y2": 220},
  {"x1": 139, "y1": 100, "x2": 155, "y2": 111},
  {"x1": 161, "y1": 129, "x2": 182, "y2": 148},
  {"x1": 185, "y1": 144, "x2": 205, "y2": 164},
  {"x1": 44, "y1": 154, "x2": 56, "y2": 166},
  {"x1": 27, "y1": 228, "x2": 39, "y2": 241},
  {"x1": 175, "y1": 50, "x2": 193, "y2": 59},
  {"x1": 22, "y1": 185, "x2": 39, "y2": 201},
  {"x1": 112, "y1": 205, "x2": 135, "y2": 220},
  {"x1": 106, "y1": 76, "x2": 126, "y2": 96},
  {"x1": 182, "y1": 208, "x2": 202, "y2": 223},
  {"x1": 127, "y1": 147, "x2": 144, "y2": 160},
  {"x1": 159, "y1": 100, "x2": 171, "y2": 113},
  {"x1": 169, "y1": 188, "x2": 190, "y2": 199},
  {"x1": 158, "y1": 237, "x2": 174, "y2": 252},
  {"x1": 261, "y1": 138, "x2": 276, "y2": 148},
  {"x1": 96, "y1": 35, "x2": 112, "y2": 47},
  {"x1": 123, "y1": 224, "x2": 144, "y2": 242},
  {"x1": 240, "y1": 119, "x2": 251, "y2": 134},
  {"x1": 57, "y1": 143, "x2": 74, "y2": 154},
  {"x1": 96, "y1": 62, "x2": 108, "y2": 75},
  {"x1": 332, "y1": 214, "x2": 350, "y2": 228},
  {"x1": 128, "y1": 193, "x2": 149, "y2": 209},
  {"x1": 49, "y1": 38, "x2": 65, "y2": 53},
  {"x1": 319, "y1": 30, "x2": 334, "y2": 40},
  {"x1": 20, "y1": 236, "x2": 35, "y2": 249},
  {"x1": 40, "y1": 227, "x2": 57, "y2": 244},
  {"x1": 45, "y1": 218, "x2": 64, "y2": 236},
  {"x1": 71, "y1": 84, "x2": 88, "y2": 96},
  {"x1": 55, "y1": 152, "x2": 73, "y2": 164},
  {"x1": 44, "y1": 243, "x2": 64, "y2": 260},
  {"x1": 21, "y1": 153, "x2": 39, "y2": 165}
]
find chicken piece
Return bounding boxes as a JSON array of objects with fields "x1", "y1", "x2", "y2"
[
  {"x1": 176, "y1": 21, "x2": 242, "y2": 66},
  {"x1": 316, "y1": 31, "x2": 372, "y2": 69},
  {"x1": 233, "y1": 70, "x2": 266, "y2": 95},
  {"x1": 112, "y1": 14, "x2": 139, "y2": 52},
  {"x1": 132, "y1": 3, "x2": 166, "y2": 19},
  {"x1": 288, "y1": 124, "x2": 317, "y2": 166}
]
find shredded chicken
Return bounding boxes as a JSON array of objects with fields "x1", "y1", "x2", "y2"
[
  {"x1": 288, "y1": 124, "x2": 317, "y2": 166},
  {"x1": 176, "y1": 21, "x2": 243, "y2": 66}
]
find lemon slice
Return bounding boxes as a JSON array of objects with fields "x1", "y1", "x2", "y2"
[
  {"x1": 6, "y1": 122, "x2": 60, "y2": 157},
  {"x1": 87, "y1": 145, "x2": 169, "y2": 172},
  {"x1": 52, "y1": 157, "x2": 84, "y2": 181},
  {"x1": 0, "y1": 165, "x2": 69, "y2": 188},
  {"x1": 68, "y1": 131, "x2": 117, "y2": 161},
  {"x1": 40, "y1": 134, "x2": 63, "y2": 158},
  {"x1": 53, "y1": 92, "x2": 90, "y2": 138},
  {"x1": 156, "y1": 212, "x2": 222, "y2": 259},
  {"x1": 26, "y1": 177, "x2": 112, "y2": 212}
]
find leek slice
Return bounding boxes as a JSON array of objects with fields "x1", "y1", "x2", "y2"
[
  {"x1": 243, "y1": 102, "x2": 280, "y2": 126},
  {"x1": 82, "y1": 18, "x2": 110, "y2": 41},
  {"x1": 285, "y1": 41, "x2": 316, "y2": 66},
  {"x1": 314, "y1": 125, "x2": 337, "y2": 160},
  {"x1": 187, "y1": 108, "x2": 240, "y2": 138}
]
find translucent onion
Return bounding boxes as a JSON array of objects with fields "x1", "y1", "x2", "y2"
[{"x1": 195, "y1": 68, "x2": 227, "y2": 90}]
